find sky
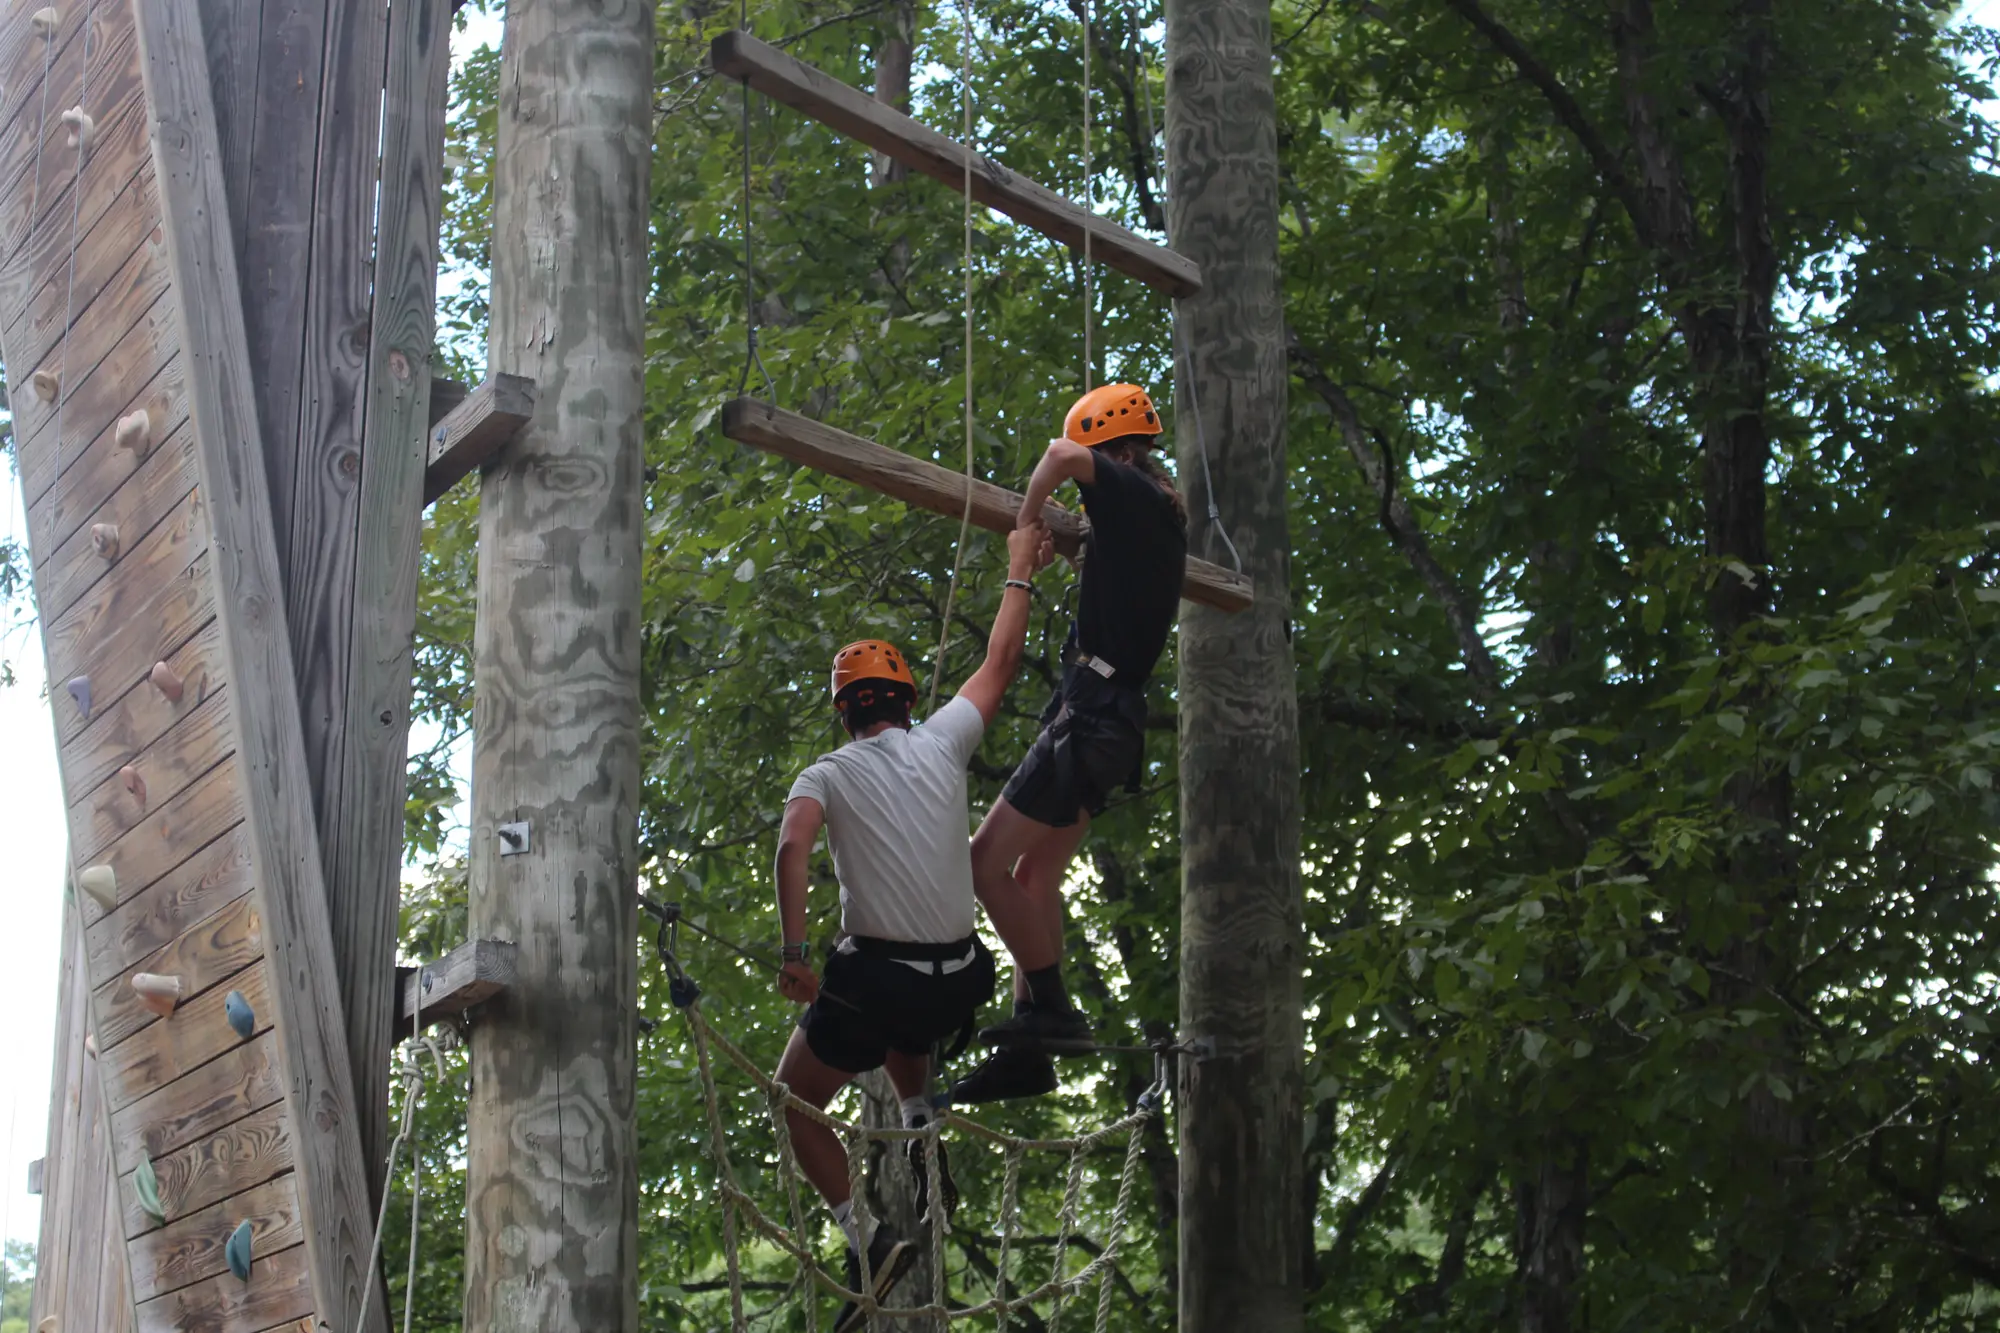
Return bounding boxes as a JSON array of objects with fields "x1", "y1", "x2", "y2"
[{"x1": 0, "y1": 0, "x2": 1997, "y2": 1262}]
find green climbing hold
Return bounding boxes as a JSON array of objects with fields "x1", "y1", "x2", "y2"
[
  {"x1": 225, "y1": 1218, "x2": 253, "y2": 1281},
  {"x1": 224, "y1": 990, "x2": 254, "y2": 1039},
  {"x1": 133, "y1": 1154, "x2": 164, "y2": 1223}
]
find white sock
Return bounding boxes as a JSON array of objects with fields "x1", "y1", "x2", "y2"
[
  {"x1": 831, "y1": 1198, "x2": 862, "y2": 1252},
  {"x1": 900, "y1": 1096, "x2": 932, "y2": 1129}
]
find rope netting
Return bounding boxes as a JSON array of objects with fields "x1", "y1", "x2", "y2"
[{"x1": 679, "y1": 998, "x2": 1161, "y2": 1332}]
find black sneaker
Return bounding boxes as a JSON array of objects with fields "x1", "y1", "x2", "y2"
[
  {"x1": 906, "y1": 1131, "x2": 958, "y2": 1223},
  {"x1": 978, "y1": 1005, "x2": 1095, "y2": 1053},
  {"x1": 948, "y1": 1046, "x2": 1059, "y2": 1104},
  {"x1": 834, "y1": 1225, "x2": 917, "y2": 1333}
]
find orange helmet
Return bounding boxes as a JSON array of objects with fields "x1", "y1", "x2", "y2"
[
  {"x1": 1063, "y1": 383, "x2": 1162, "y2": 448},
  {"x1": 829, "y1": 639, "x2": 916, "y2": 707}
]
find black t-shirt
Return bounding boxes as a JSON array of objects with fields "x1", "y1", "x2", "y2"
[{"x1": 1065, "y1": 454, "x2": 1187, "y2": 692}]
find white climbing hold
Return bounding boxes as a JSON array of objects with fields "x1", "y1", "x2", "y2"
[
  {"x1": 82, "y1": 1032, "x2": 96, "y2": 1058},
  {"x1": 65, "y1": 675, "x2": 91, "y2": 717},
  {"x1": 91, "y1": 522, "x2": 120, "y2": 559},
  {"x1": 60, "y1": 106, "x2": 91, "y2": 152},
  {"x1": 149, "y1": 661, "x2": 185, "y2": 703},
  {"x1": 130, "y1": 972, "x2": 182, "y2": 1017},
  {"x1": 115, "y1": 408, "x2": 151, "y2": 453},
  {"x1": 30, "y1": 8, "x2": 57, "y2": 38},
  {"x1": 32, "y1": 369, "x2": 58, "y2": 402},
  {"x1": 78, "y1": 864, "x2": 116, "y2": 912}
]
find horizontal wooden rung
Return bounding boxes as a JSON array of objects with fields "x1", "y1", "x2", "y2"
[
  {"x1": 721, "y1": 398, "x2": 1253, "y2": 613},
  {"x1": 397, "y1": 938, "x2": 517, "y2": 1027},
  {"x1": 710, "y1": 30, "x2": 1201, "y2": 300},
  {"x1": 423, "y1": 373, "x2": 537, "y2": 505}
]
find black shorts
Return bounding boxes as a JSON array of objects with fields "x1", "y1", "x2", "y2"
[
  {"x1": 800, "y1": 934, "x2": 997, "y2": 1074},
  {"x1": 1000, "y1": 698, "x2": 1145, "y2": 829}
]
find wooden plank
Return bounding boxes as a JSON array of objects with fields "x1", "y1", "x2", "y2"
[
  {"x1": 710, "y1": 29, "x2": 1201, "y2": 298},
  {"x1": 128, "y1": 1172, "x2": 302, "y2": 1302},
  {"x1": 0, "y1": 2, "x2": 133, "y2": 250},
  {"x1": 36, "y1": 415, "x2": 197, "y2": 624},
  {"x1": 421, "y1": 371, "x2": 535, "y2": 503},
  {"x1": 70, "y1": 682, "x2": 232, "y2": 864},
  {"x1": 722, "y1": 397, "x2": 1255, "y2": 612},
  {"x1": 96, "y1": 1156, "x2": 139, "y2": 1333},
  {"x1": 85, "y1": 764, "x2": 244, "y2": 947},
  {"x1": 109, "y1": 1027, "x2": 283, "y2": 1168},
  {"x1": 92, "y1": 891, "x2": 262, "y2": 1049},
  {"x1": 63, "y1": 618, "x2": 223, "y2": 813},
  {"x1": 87, "y1": 815, "x2": 249, "y2": 975},
  {"x1": 0, "y1": 69, "x2": 153, "y2": 272},
  {"x1": 0, "y1": 0, "x2": 93, "y2": 140},
  {"x1": 24, "y1": 350, "x2": 188, "y2": 541},
  {"x1": 399, "y1": 938, "x2": 517, "y2": 1026},
  {"x1": 134, "y1": 1240, "x2": 312, "y2": 1333},
  {"x1": 101, "y1": 956, "x2": 272, "y2": 1110},
  {"x1": 329, "y1": 0, "x2": 452, "y2": 1200},
  {"x1": 428, "y1": 375, "x2": 467, "y2": 425},
  {"x1": 13, "y1": 282, "x2": 179, "y2": 480},
  {"x1": 5, "y1": 163, "x2": 157, "y2": 383},
  {"x1": 27, "y1": 895, "x2": 88, "y2": 1332},
  {"x1": 0, "y1": 157, "x2": 154, "y2": 338},
  {"x1": 66, "y1": 1032, "x2": 111, "y2": 1333},
  {"x1": 137, "y1": 5, "x2": 390, "y2": 1327},
  {"x1": 27, "y1": 1157, "x2": 43, "y2": 1193},
  {"x1": 119, "y1": 1102, "x2": 292, "y2": 1240}
]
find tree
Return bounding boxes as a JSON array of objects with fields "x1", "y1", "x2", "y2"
[{"x1": 0, "y1": 1240, "x2": 32, "y2": 1333}]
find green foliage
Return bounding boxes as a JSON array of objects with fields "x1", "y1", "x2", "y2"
[
  {"x1": 396, "y1": 0, "x2": 1992, "y2": 1327},
  {"x1": 1, "y1": 1239, "x2": 33, "y2": 1331}
]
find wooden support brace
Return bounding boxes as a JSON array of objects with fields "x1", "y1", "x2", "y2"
[
  {"x1": 721, "y1": 398, "x2": 1255, "y2": 612},
  {"x1": 428, "y1": 377, "x2": 469, "y2": 427},
  {"x1": 709, "y1": 30, "x2": 1202, "y2": 299},
  {"x1": 27, "y1": 1157, "x2": 42, "y2": 1195},
  {"x1": 422, "y1": 373, "x2": 537, "y2": 504},
  {"x1": 396, "y1": 938, "x2": 516, "y2": 1027}
]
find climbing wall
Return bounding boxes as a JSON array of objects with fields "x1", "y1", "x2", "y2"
[{"x1": 2, "y1": 1, "x2": 386, "y2": 1330}]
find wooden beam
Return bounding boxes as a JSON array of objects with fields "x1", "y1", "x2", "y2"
[
  {"x1": 396, "y1": 939, "x2": 517, "y2": 1027},
  {"x1": 721, "y1": 398, "x2": 1255, "y2": 613},
  {"x1": 136, "y1": 5, "x2": 387, "y2": 1329},
  {"x1": 428, "y1": 376, "x2": 467, "y2": 426},
  {"x1": 709, "y1": 30, "x2": 1202, "y2": 299},
  {"x1": 422, "y1": 372, "x2": 537, "y2": 504},
  {"x1": 28, "y1": 1157, "x2": 43, "y2": 1195}
]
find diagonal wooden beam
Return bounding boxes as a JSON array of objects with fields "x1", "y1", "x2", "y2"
[
  {"x1": 722, "y1": 397, "x2": 1253, "y2": 613},
  {"x1": 710, "y1": 30, "x2": 1202, "y2": 299},
  {"x1": 422, "y1": 372, "x2": 537, "y2": 504}
]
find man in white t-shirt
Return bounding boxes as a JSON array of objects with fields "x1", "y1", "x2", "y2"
[{"x1": 769, "y1": 521, "x2": 1051, "y2": 1331}]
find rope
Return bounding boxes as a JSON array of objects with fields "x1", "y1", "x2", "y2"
[
  {"x1": 353, "y1": 1026, "x2": 451, "y2": 1333},
  {"x1": 677, "y1": 996, "x2": 1160, "y2": 1325},
  {"x1": 924, "y1": 0, "x2": 980, "y2": 714},
  {"x1": 1081, "y1": 0, "x2": 1093, "y2": 391},
  {"x1": 735, "y1": 0, "x2": 775, "y2": 401},
  {"x1": 49, "y1": 0, "x2": 97, "y2": 478}
]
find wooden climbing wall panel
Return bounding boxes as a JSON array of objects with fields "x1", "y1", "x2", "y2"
[{"x1": 1, "y1": 2, "x2": 386, "y2": 1330}]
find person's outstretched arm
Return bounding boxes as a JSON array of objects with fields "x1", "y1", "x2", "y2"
[
  {"x1": 1017, "y1": 440, "x2": 1095, "y2": 530},
  {"x1": 774, "y1": 796, "x2": 824, "y2": 1002},
  {"x1": 958, "y1": 522, "x2": 1053, "y2": 726}
]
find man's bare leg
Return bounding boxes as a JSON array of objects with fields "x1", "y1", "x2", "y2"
[
  {"x1": 773, "y1": 1027, "x2": 859, "y2": 1205},
  {"x1": 972, "y1": 798, "x2": 1090, "y2": 988}
]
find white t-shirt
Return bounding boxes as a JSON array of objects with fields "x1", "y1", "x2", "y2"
[{"x1": 786, "y1": 695, "x2": 986, "y2": 944}]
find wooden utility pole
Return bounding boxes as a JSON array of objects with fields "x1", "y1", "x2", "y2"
[
  {"x1": 463, "y1": 1, "x2": 652, "y2": 1329},
  {"x1": 1164, "y1": 0, "x2": 1305, "y2": 1326}
]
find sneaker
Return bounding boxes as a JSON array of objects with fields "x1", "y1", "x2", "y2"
[
  {"x1": 978, "y1": 1005, "x2": 1095, "y2": 1053},
  {"x1": 833, "y1": 1225, "x2": 917, "y2": 1333},
  {"x1": 907, "y1": 1132, "x2": 958, "y2": 1224},
  {"x1": 948, "y1": 1046, "x2": 1059, "y2": 1104}
]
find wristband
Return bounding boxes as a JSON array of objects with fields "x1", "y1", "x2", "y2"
[
  {"x1": 1004, "y1": 578, "x2": 1033, "y2": 592},
  {"x1": 781, "y1": 942, "x2": 810, "y2": 964}
]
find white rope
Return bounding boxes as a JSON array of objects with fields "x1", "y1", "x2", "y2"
[
  {"x1": 1081, "y1": 0, "x2": 1093, "y2": 391},
  {"x1": 47, "y1": 0, "x2": 96, "y2": 479},
  {"x1": 680, "y1": 1000, "x2": 1160, "y2": 1324},
  {"x1": 353, "y1": 1028, "x2": 450, "y2": 1333}
]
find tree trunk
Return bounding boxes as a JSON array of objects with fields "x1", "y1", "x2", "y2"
[
  {"x1": 463, "y1": 1, "x2": 652, "y2": 1330},
  {"x1": 1164, "y1": 0, "x2": 1303, "y2": 1327},
  {"x1": 1515, "y1": 1136, "x2": 1588, "y2": 1333},
  {"x1": 857, "y1": 1071, "x2": 940, "y2": 1332}
]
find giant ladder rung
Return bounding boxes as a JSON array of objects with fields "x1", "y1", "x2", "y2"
[
  {"x1": 723, "y1": 398, "x2": 1254, "y2": 612},
  {"x1": 710, "y1": 30, "x2": 1202, "y2": 299}
]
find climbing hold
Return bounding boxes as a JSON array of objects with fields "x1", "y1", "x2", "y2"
[
  {"x1": 83, "y1": 1031, "x2": 96, "y2": 1058},
  {"x1": 78, "y1": 863, "x2": 116, "y2": 912},
  {"x1": 224, "y1": 989, "x2": 253, "y2": 1039},
  {"x1": 225, "y1": 1218, "x2": 253, "y2": 1280},
  {"x1": 133, "y1": 1153, "x2": 164, "y2": 1223},
  {"x1": 115, "y1": 408, "x2": 150, "y2": 453},
  {"x1": 90, "y1": 522, "x2": 120, "y2": 559},
  {"x1": 59, "y1": 106, "x2": 91, "y2": 152},
  {"x1": 32, "y1": 369, "x2": 58, "y2": 402},
  {"x1": 130, "y1": 972, "x2": 181, "y2": 1017},
  {"x1": 120, "y1": 764, "x2": 147, "y2": 805},
  {"x1": 30, "y1": 8, "x2": 56, "y2": 37},
  {"x1": 37, "y1": 1317, "x2": 56, "y2": 1333},
  {"x1": 65, "y1": 675, "x2": 91, "y2": 717},
  {"x1": 149, "y1": 660, "x2": 185, "y2": 702}
]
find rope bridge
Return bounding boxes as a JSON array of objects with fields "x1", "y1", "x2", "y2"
[{"x1": 679, "y1": 997, "x2": 1163, "y2": 1332}]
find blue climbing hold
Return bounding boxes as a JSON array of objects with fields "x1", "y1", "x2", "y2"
[
  {"x1": 65, "y1": 675, "x2": 91, "y2": 718},
  {"x1": 225, "y1": 1218, "x2": 253, "y2": 1281},
  {"x1": 224, "y1": 990, "x2": 254, "y2": 1039}
]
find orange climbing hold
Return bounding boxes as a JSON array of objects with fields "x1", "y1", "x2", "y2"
[{"x1": 149, "y1": 660, "x2": 185, "y2": 702}]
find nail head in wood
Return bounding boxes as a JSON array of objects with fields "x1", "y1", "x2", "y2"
[
  {"x1": 78, "y1": 863, "x2": 116, "y2": 911},
  {"x1": 130, "y1": 971, "x2": 182, "y2": 1017},
  {"x1": 148, "y1": 660, "x2": 185, "y2": 702},
  {"x1": 91, "y1": 522, "x2": 120, "y2": 558},
  {"x1": 115, "y1": 407, "x2": 151, "y2": 453}
]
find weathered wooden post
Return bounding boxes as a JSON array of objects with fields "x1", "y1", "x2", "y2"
[
  {"x1": 462, "y1": 0, "x2": 653, "y2": 1328},
  {"x1": 1164, "y1": 0, "x2": 1306, "y2": 1326}
]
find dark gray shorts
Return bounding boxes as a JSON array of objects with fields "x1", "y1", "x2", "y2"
[{"x1": 999, "y1": 703, "x2": 1145, "y2": 828}]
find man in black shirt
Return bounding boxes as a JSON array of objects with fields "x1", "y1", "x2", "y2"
[{"x1": 953, "y1": 383, "x2": 1189, "y2": 1104}]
